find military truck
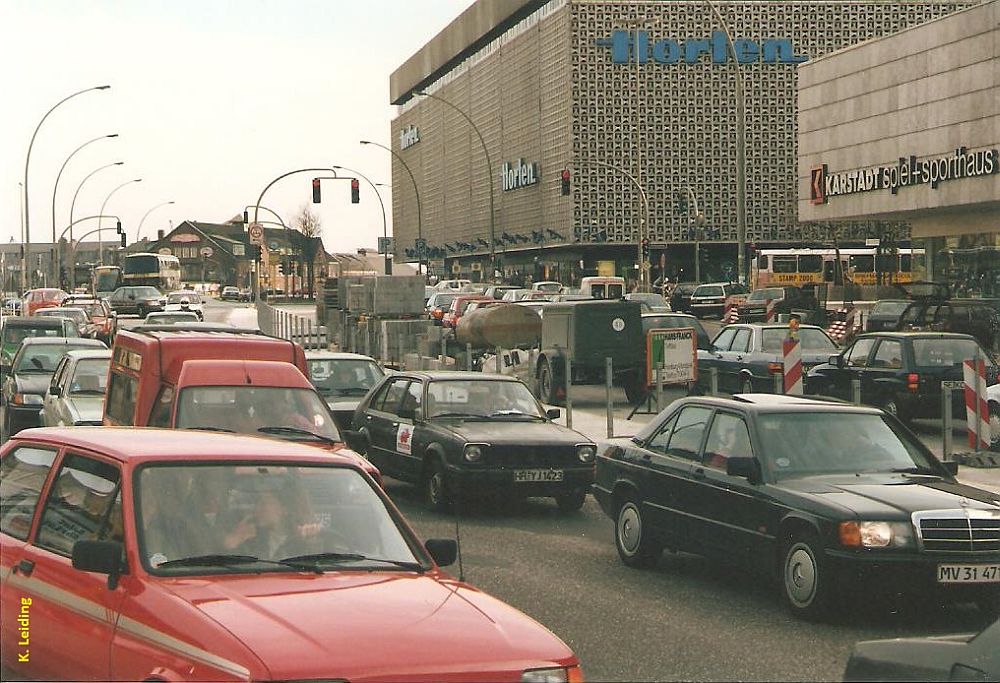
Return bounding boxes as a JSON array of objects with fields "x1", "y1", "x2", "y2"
[{"x1": 533, "y1": 300, "x2": 645, "y2": 404}]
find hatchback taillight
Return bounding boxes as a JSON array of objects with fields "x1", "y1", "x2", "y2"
[{"x1": 907, "y1": 373, "x2": 919, "y2": 393}]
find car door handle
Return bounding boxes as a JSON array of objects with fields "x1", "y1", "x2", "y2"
[
  {"x1": 15, "y1": 559, "x2": 34, "y2": 576},
  {"x1": 365, "y1": 415, "x2": 373, "y2": 421},
  {"x1": 735, "y1": 356, "x2": 744, "y2": 362},
  {"x1": 391, "y1": 422, "x2": 399, "y2": 428},
  {"x1": 692, "y1": 467, "x2": 706, "y2": 480}
]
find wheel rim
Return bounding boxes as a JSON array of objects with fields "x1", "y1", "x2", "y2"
[
  {"x1": 883, "y1": 400, "x2": 898, "y2": 417},
  {"x1": 990, "y1": 408, "x2": 1000, "y2": 447},
  {"x1": 541, "y1": 366, "x2": 552, "y2": 398},
  {"x1": 617, "y1": 503, "x2": 642, "y2": 555},
  {"x1": 428, "y1": 472, "x2": 443, "y2": 505},
  {"x1": 742, "y1": 378, "x2": 753, "y2": 393},
  {"x1": 784, "y1": 544, "x2": 817, "y2": 607}
]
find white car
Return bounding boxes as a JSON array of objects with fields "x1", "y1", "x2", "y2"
[
  {"x1": 39, "y1": 349, "x2": 111, "y2": 427},
  {"x1": 433, "y1": 279, "x2": 471, "y2": 292},
  {"x1": 164, "y1": 290, "x2": 204, "y2": 320},
  {"x1": 144, "y1": 311, "x2": 201, "y2": 325},
  {"x1": 304, "y1": 351, "x2": 388, "y2": 430}
]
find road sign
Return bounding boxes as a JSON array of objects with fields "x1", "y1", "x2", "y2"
[
  {"x1": 248, "y1": 223, "x2": 264, "y2": 245},
  {"x1": 199, "y1": 246, "x2": 214, "y2": 258},
  {"x1": 377, "y1": 236, "x2": 394, "y2": 254},
  {"x1": 415, "y1": 238, "x2": 427, "y2": 256}
]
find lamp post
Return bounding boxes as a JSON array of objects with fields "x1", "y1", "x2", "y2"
[
  {"x1": 704, "y1": 0, "x2": 747, "y2": 284},
  {"x1": 681, "y1": 186, "x2": 707, "y2": 282},
  {"x1": 332, "y1": 165, "x2": 390, "y2": 275},
  {"x1": 135, "y1": 200, "x2": 175, "y2": 243},
  {"x1": 68, "y1": 161, "x2": 124, "y2": 288},
  {"x1": 97, "y1": 178, "x2": 142, "y2": 262},
  {"x1": 22, "y1": 85, "x2": 111, "y2": 296},
  {"x1": 18, "y1": 182, "x2": 25, "y2": 292},
  {"x1": 414, "y1": 90, "x2": 495, "y2": 281},
  {"x1": 242, "y1": 205, "x2": 287, "y2": 229},
  {"x1": 360, "y1": 139, "x2": 424, "y2": 276},
  {"x1": 51, "y1": 133, "x2": 118, "y2": 285}
]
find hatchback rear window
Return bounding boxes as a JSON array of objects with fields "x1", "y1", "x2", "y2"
[
  {"x1": 912, "y1": 339, "x2": 993, "y2": 368},
  {"x1": 872, "y1": 301, "x2": 910, "y2": 317},
  {"x1": 747, "y1": 288, "x2": 784, "y2": 302},
  {"x1": 693, "y1": 286, "x2": 723, "y2": 297}
]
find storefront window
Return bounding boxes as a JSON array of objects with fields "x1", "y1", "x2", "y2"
[{"x1": 915, "y1": 234, "x2": 1000, "y2": 297}]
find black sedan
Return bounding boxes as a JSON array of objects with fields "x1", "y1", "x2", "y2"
[
  {"x1": 349, "y1": 372, "x2": 595, "y2": 512},
  {"x1": 108, "y1": 286, "x2": 165, "y2": 317},
  {"x1": 807, "y1": 332, "x2": 998, "y2": 422},
  {"x1": 844, "y1": 619, "x2": 999, "y2": 682},
  {"x1": 592, "y1": 394, "x2": 1000, "y2": 620},
  {"x1": 697, "y1": 323, "x2": 839, "y2": 394}
]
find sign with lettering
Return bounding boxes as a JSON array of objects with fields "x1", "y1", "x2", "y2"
[
  {"x1": 646, "y1": 328, "x2": 697, "y2": 387},
  {"x1": 399, "y1": 125, "x2": 420, "y2": 150},
  {"x1": 169, "y1": 233, "x2": 200, "y2": 243},
  {"x1": 598, "y1": 30, "x2": 807, "y2": 65},
  {"x1": 501, "y1": 159, "x2": 539, "y2": 192}
]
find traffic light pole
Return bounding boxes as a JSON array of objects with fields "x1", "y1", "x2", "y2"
[{"x1": 360, "y1": 140, "x2": 424, "y2": 277}]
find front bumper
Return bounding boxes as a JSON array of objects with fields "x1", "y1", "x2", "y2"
[{"x1": 444, "y1": 463, "x2": 594, "y2": 497}]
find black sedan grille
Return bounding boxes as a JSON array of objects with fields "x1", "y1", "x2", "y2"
[
  {"x1": 914, "y1": 510, "x2": 1000, "y2": 552},
  {"x1": 489, "y1": 445, "x2": 578, "y2": 468}
]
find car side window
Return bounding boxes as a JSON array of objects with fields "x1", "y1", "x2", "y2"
[
  {"x1": 149, "y1": 385, "x2": 175, "y2": 428},
  {"x1": 0, "y1": 446, "x2": 59, "y2": 541},
  {"x1": 730, "y1": 329, "x2": 751, "y2": 353},
  {"x1": 665, "y1": 406, "x2": 712, "y2": 461},
  {"x1": 50, "y1": 357, "x2": 70, "y2": 390},
  {"x1": 871, "y1": 340, "x2": 903, "y2": 369},
  {"x1": 378, "y1": 379, "x2": 409, "y2": 415},
  {"x1": 846, "y1": 338, "x2": 877, "y2": 367},
  {"x1": 36, "y1": 453, "x2": 121, "y2": 557},
  {"x1": 645, "y1": 413, "x2": 679, "y2": 455},
  {"x1": 703, "y1": 413, "x2": 753, "y2": 470},
  {"x1": 712, "y1": 328, "x2": 737, "y2": 352},
  {"x1": 400, "y1": 380, "x2": 423, "y2": 419}
]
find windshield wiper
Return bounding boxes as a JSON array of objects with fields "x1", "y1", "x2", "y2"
[
  {"x1": 185, "y1": 426, "x2": 235, "y2": 433},
  {"x1": 335, "y1": 387, "x2": 370, "y2": 396},
  {"x1": 70, "y1": 389, "x2": 105, "y2": 396},
  {"x1": 430, "y1": 412, "x2": 485, "y2": 419},
  {"x1": 278, "y1": 552, "x2": 425, "y2": 572},
  {"x1": 488, "y1": 410, "x2": 544, "y2": 420},
  {"x1": 257, "y1": 425, "x2": 337, "y2": 444},
  {"x1": 155, "y1": 553, "x2": 323, "y2": 573},
  {"x1": 889, "y1": 466, "x2": 940, "y2": 476}
]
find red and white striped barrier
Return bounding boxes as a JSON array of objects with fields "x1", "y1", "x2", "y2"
[
  {"x1": 782, "y1": 337, "x2": 803, "y2": 395},
  {"x1": 723, "y1": 305, "x2": 740, "y2": 324},
  {"x1": 765, "y1": 299, "x2": 777, "y2": 322},
  {"x1": 963, "y1": 358, "x2": 990, "y2": 450}
]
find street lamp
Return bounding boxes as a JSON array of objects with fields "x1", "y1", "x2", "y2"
[
  {"x1": 68, "y1": 161, "x2": 123, "y2": 288},
  {"x1": 332, "y1": 164, "x2": 390, "y2": 275},
  {"x1": 97, "y1": 178, "x2": 142, "y2": 262},
  {"x1": 360, "y1": 139, "x2": 425, "y2": 276},
  {"x1": 414, "y1": 90, "x2": 496, "y2": 281},
  {"x1": 704, "y1": 0, "x2": 747, "y2": 284},
  {"x1": 51, "y1": 133, "x2": 118, "y2": 284},
  {"x1": 22, "y1": 84, "x2": 111, "y2": 294},
  {"x1": 242, "y1": 205, "x2": 287, "y2": 229},
  {"x1": 135, "y1": 200, "x2": 175, "y2": 243}
]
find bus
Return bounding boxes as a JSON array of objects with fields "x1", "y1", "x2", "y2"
[
  {"x1": 123, "y1": 253, "x2": 181, "y2": 292},
  {"x1": 92, "y1": 265, "x2": 123, "y2": 297},
  {"x1": 751, "y1": 248, "x2": 924, "y2": 289}
]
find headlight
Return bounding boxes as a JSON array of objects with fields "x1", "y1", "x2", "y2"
[
  {"x1": 14, "y1": 393, "x2": 43, "y2": 406},
  {"x1": 463, "y1": 444, "x2": 484, "y2": 463},
  {"x1": 577, "y1": 444, "x2": 596, "y2": 463},
  {"x1": 839, "y1": 521, "x2": 911, "y2": 548},
  {"x1": 521, "y1": 668, "x2": 570, "y2": 683}
]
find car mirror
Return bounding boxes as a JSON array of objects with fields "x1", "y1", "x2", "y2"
[
  {"x1": 941, "y1": 461, "x2": 959, "y2": 477},
  {"x1": 424, "y1": 538, "x2": 457, "y2": 567},
  {"x1": 341, "y1": 429, "x2": 369, "y2": 453},
  {"x1": 72, "y1": 540, "x2": 126, "y2": 589},
  {"x1": 546, "y1": 408, "x2": 561, "y2": 420},
  {"x1": 726, "y1": 457, "x2": 760, "y2": 482},
  {"x1": 48, "y1": 384, "x2": 61, "y2": 397},
  {"x1": 829, "y1": 354, "x2": 844, "y2": 368}
]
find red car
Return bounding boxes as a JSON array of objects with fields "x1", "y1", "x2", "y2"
[
  {"x1": 442, "y1": 294, "x2": 492, "y2": 329},
  {"x1": 23, "y1": 288, "x2": 68, "y2": 317},
  {"x1": 0, "y1": 428, "x2": 583, "y2": 682}
]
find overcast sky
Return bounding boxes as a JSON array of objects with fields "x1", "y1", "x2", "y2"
[{"x1": 0, "y1": 0, "x2": 471, "y2": 254}]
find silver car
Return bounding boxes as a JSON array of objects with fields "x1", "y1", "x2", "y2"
[{"x1": 39, "y1": 348, "x2": 111, "y2": 427}]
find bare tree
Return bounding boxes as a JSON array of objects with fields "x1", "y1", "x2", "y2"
[{"x1": 292, "y1": 204, "x2": 322, "y2": 299}]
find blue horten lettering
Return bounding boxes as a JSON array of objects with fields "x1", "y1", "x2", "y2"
[{"x1": 597, "y1": 30, "x2": 808, "y2": 65}]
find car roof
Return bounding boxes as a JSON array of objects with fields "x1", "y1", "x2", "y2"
[
  {"x1": 643, "y1": 312, "x2": 694, "y2": 318},
  {"x1": 12, "y1": 427, "x2": 354, "y2": 465},
  {"x1": 856, "y1": 331, "x2": 979, "y2": 340},
  {"x1": 391, "y1": 371, "x2": 520, "y2": 382},
  {"x1": 63, "y1": 348, "x2": 112, "y2": 361},
  {"x1": 725, "y1": 323, "x2": 827, "y2": 331},
  {"x1": 305, "y1": 351, "x2": 378, "y2": 361},
  {"x1": 682, "y1": 394, "x2": 883, "y2": 415},
  {"x1": 38, "y1": 306, "x2": 85, "y2": 313},
  {"x1": 18, "y1": 337, "x2": 104, "y2": 347},
  {"x1": 2, "y1": 317, "x2": 68, "y2": 328}
]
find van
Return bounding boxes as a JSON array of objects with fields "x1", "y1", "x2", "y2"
[{"x1": 579, "y1": 276, "x2": 625, "y2": 300}]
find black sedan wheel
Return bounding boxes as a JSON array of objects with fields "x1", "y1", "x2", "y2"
[
  {"x1": 780, "y1": 533, "x2": 831, "y2": 620},
  {"x1": 615, "y1": 496, "x2": 661, "y2": 569},
  {"x1": 555, "y1": 489, "x2": 586, "y2": 513},
  {"x1": 423, "y1": 458, "x2": 452, "y2": 513}
]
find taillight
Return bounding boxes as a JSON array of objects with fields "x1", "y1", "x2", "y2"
[
  {"x1": 907, "y1": 373, "x2": 919, "y2": 393},
  {"x1": 768, "y1": 362, "x2": 783, "y2": 374}
]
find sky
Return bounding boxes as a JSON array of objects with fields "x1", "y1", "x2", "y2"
[{"x1": 0, "y1": 0, "x2": 472, "y2": 255}]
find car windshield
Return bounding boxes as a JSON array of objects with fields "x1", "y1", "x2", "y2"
[
  {"x1": 761, "y1": 328, "x2": 836, "y2": 352},
  {"x1": 37, "y1": 309, "x2": 87, "y2": 325},
  {"x1": 3, "y1": 326, "x2": 64, "y2": 348},
  {"x1": 427, "y1": 379, "x2": 544, "y2": 418},
  {"x1": 73, "y1": 303, "x2": 106, "y2": 318},
  {"x1": 168, "y1": 293, "x2": 201, "y2": 304},
  {"x1": 129, "y1": 287, "x2": 161, "y2": 298},
  {"x1": 147, "y1": 313, "x2": 199, "y2": 324},
  {"x1": 871, "y1": 301, "x2": 909, "y2": 317},
  {"x1": 756, "y1": 412, "x2": 937, "y2": 480},
  {"x1": 15, "y1": 344, "x2": 94, "y2": 373},
  {"x1": 69, "y1": 358, "x2": 111, "y2": 394},
  {"x1": 136, "y1": 463, "x2": 420, "y2": 575},
  {"x1": 308, "y1": 359, "x2": 384, "y2": 396},
  {"x1": 911, "y1": 338, "x2": 993, "y2": 368},
  {"x1": 432, "y1": 294, "x2": 456, "y2": 307},
  {"x1": 748, "y1": 288, "x2": 785, "y2": 302},
  {"x1": 175, "y1": 386, "x2": 341, "y2": 441},
  {"x1": 629, "y1": 293, "x2": 668, "y2": 306}
]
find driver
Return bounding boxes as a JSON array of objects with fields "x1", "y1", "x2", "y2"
[{"x1": 333, "y1": 365, "x2": 356, "y2": 391}]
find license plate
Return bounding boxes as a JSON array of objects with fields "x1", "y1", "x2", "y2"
[
  {"x1": 941, "y1": 380, "x2": 964, "y2": 389},
  {"x1": 937, "y1": 564, "x2": 1000, "y2": 584},
  {"x1": 513, "y1": 469, "x2": 564, "y2": 483}
]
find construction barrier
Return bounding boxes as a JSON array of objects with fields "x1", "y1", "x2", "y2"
[
  {"x1": 782, "y1": 337, "x2": 803, "y2": 395},
  {"x1": 826, "y1": 307, "x2": 860, "y2": 344},
  {"x1": 765, "y1": 299, "x2": 777, "y2": 322},
  {"x1": 963, "y1": 357, "x2": 990, "y2": 450},
  {"x1": 722, "y1": 305, "x2": 740, "y2": 324}
]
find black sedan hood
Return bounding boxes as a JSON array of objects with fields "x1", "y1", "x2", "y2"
[
  {"x1": 14, "y1": 372, "x2": 53, "y2": 396},
  {"x1": 430, "y1": 419, "x2": 590, "y2": 446},
  {"x1": 779, "y1": 474, "x2": 1000, "y2": 518}
]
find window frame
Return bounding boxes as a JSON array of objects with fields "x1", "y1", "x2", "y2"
[
  {"x1": 0, "y1": 445, "x2": 60, "y2": 541},
  {"x1": 846, "y1": 338, "x2": 878, "y2": 368},
  {"x1": 702, "y1": 411, "x2": 754, "y2": 471},
  {"x1": 663, "y1": 405, "x2": 713, "y2": 462}
]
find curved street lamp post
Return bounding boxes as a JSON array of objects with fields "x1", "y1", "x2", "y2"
[
  {"x1": 98, "y1": 178, "x2": 142, "y2": 262},
  {"x1": 68, "y1": 161, "x2": 124, "y2": 288},
  {"x1": 360, "y1": 139, "x2": 425, "y2": 276},
  {"x1": 135, "y1": 201, "x2": 175, "y2": 243}
]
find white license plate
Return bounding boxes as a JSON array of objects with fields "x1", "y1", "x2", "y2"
[
  {"x1": 513, "y1": 469, "x2": 564, "y2": 483},
  {"x1": 937, "y1": 564, "x2": 1000, "y2": 584}
]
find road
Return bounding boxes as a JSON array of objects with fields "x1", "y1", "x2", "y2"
[{"x1": 194, "y1": 299, "x2": 1000, "y2": 681}]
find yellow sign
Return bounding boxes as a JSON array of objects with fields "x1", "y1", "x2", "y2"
[{"x1": 597, "y1": 260, "x2": 616, "y2": 277}]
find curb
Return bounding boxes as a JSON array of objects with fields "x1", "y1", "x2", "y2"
[{"x1": 952, "y1": 451, "x2": 1000, "y2": 468}]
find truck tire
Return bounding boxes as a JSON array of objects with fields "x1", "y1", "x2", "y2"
[{"x1": 538, "y1": 358, "x2": 563, "y2": 405}]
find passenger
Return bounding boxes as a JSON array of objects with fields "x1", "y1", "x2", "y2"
[
  {"x1": 221, "y1": 481, "x2": 318, "y2": 558},
  {"x1": 140, "y1": 469, "x2": 203, "y2": 566}
]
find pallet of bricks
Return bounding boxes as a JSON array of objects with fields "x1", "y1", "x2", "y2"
[{"x1": 825, "y1": 306, "x2": 862, "y2": 345}]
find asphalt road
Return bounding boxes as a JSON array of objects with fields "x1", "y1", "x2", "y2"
[{"x1": 195, "y1": 300, "x2": 1000, "y2": 680}]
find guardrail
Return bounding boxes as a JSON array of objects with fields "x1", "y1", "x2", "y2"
[{"x1": 256, "y1": 300, "x2": 328, "y2": 349}]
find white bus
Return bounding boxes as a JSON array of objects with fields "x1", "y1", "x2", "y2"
[{"x1": 123, "y1": 253, "x2": 181, "y2": 293}]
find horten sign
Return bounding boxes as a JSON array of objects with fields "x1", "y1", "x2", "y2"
[
  {"x1": 501, "y1": 159, "x2": 539, "y2": 192},
  {"x1": 597, "y1": 30, "x2": 808, "y2": 65}
]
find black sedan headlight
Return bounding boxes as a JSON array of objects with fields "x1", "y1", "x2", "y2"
[
  {"x1": 463, "y1": 443, "x2": 488, "y2": 463},
  {"x1": 576, "y1": 444, "x2": 597, "y2": 463},
  {"x1": 838, "y1": 521, "x2": 913, "y2": 548}
]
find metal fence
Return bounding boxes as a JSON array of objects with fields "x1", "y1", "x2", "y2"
[{"x1": 256, "y1": 300, "x2": 327, "y2": 349}]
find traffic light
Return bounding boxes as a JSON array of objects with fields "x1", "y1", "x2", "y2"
[
  {"x1": 350, "y1": 178, "x2": 360, "y2": 204},
  {"x1": 560, "y1": 169, "x2": 571, "y2": 196},
  {"x1": 312, "y1": 178, "x2": 321, "y2": 203},
  {"x1": 116, "y1": 220, "x2": 126, "y2": 248},
  {"x1": 278, "y1": 261, "x2": 286, "y2": 276},
  {"x1": 641, "y1": 238, "x2": 650, "y2": 259}
]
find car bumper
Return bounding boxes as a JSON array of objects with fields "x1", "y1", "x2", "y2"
[
  {"x1": 592, "y1": 482, "x2": 614, "y2": 517},
  {"x1": 691, "y1": 303, "x2": 725, "y2": 316},
  {"x1": 445, "y1": 463, "x2": 594, "y2": 497},
  {"x1": 7, "y1": 404, "x2": 42, "y2": 434}
]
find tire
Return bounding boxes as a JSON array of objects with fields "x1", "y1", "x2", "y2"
[
  {"x1": 136, "y1": 305, "x2": 146, "y2": 319},
  {"x1": 539, "y1": 359, "x2": 562, "y2": 405},
  {"x1": 780, "y1": 533, "x2": 832, "y2": 620},
  {"x1": 615, "y1": 496, "x2": 662, "y2": 569},
  {"x1": 988, "y1": 403, "x2": 1000, "y2": 451},
  {"x1": 555, "y1": 488, "x2": 586, "y2": 513},
  {"x1": 740, "y1": 376, "x2": 754, "y2": 394},
  {"x1": 423, "y1": 457, "x2": 452, "y2": 513}
]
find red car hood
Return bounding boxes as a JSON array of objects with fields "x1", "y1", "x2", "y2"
[{"x1": 162, "y1": 571, "x2": 576, "y2": 682}]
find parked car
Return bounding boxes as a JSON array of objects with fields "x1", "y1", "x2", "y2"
[
  {"x1": 669, "y1": 282, "x2": 700, "y2": 314},
  {"x1": 23, "y1": 288, "x2": 68, "y2": 316},
  {"x1": 164, "y1": 290, "x2": 205, "y2": 320},
  {"x1": 2, "y1": 297, "x2": 21, "y2": 315},
  {"x1": 350, "y1": 372, "x2": 595, "y2": 512},
  {"x1": 143, "y1": 311, "x2": 201, "y2": 325},
  {"x1": 39, "y1": 349, "x2": 111, "y2": 427},
  {"x1": 1, "y1": 336, "x2": 107, "y2": 438},
  {"x1": 0, "y1": 428, "x2": 582, "y2": 681},
  {"x1": 807, "y1": 332, "x2": 998, "y2": 422},
  {"x1": 425, "y1": 291, "x2": 459, "y2": 325},
  {"x1": 219, "y1": 286, "x2": 241, "y2": 301},
  {"x1": 844, "y1": 619, "x2": 999, "y2": 682},
  {"x1": 531, "y1": 281, "x2": 564, "y2": 293},
  {"x1": 238, "y1": 287, "x2": 252, "y2": 302},
  {"x1": 689, "y1": 282, "x2": 747, "y2": 319},
  {"x1": 865, "y1": 299, "x2": 911, "y2": 332},
  {"x1": 626, "y1": 292, "x2": 671, "y2": 312},
  {"x1": 593, "y1": 394, "x2": 1000, "y2": 620},
  {"x1": 641, "y1": 312, "x2": 712, "y2": 352},
  {"x1": 61, "y1": 297, "x2": 116, "y2": 344},
  {"x1": 698, "y1": 323, "x2": 839, "y2": 394},
  {"x1": 108, "y1": 286, "x2": 165, "y2": 317},
  {"x1": 897, "y1": 298, "x2": 1000, "y2": 353},
  {"x1": 484, "y1": 284, "x2": 520, "y2": 300},
  {"x1": 433, "y1": 278, "x2": 471, "y2": 292},
  {"x1": 305, "y1": 350, "x2": 387, "y2": 430},
  {"x1": 1, "y1": 316, "x2": 80, "y2": 367},
  {"x1": 736, "y1": 285, "x2": 824, "y2": 324}
]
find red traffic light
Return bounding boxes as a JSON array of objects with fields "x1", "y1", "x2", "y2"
[
  {"x1": 312, "y1": 178, "x2": 321, "y2": 204},
  {"x1": 560, "y1": 169, "x2": 571, "y2": 196},
  {"x1": 350, "y1": 178, "x2": 360, "y2": 204}
]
